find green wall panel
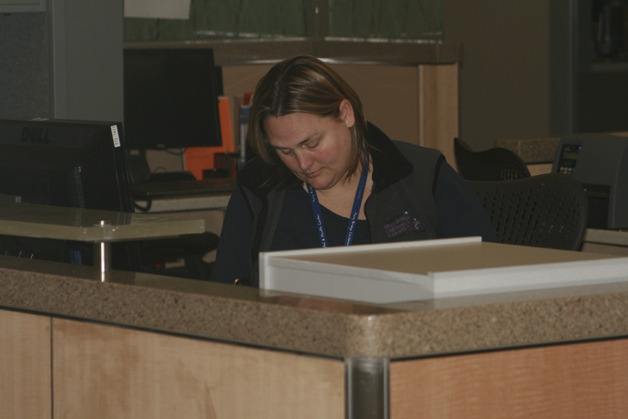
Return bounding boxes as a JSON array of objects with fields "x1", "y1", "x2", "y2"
[
  {"x1": 328, "y1": 0, "x2": 442, "y2": 40},
  {"x1": 125, "y1": 0, "x2": 442, "y2": 42},
  {"x1": 125, "y1": 0, "x2": 309, "y2": 42}
]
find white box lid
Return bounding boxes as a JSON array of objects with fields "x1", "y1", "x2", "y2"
[{"x1": 260, "y1": 237, "x2": 628, "y2": 304}]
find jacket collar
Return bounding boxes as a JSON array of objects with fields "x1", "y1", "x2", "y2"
[
  {"x1": 365, "y1": 122, "x2": 413, "y2": 191},
  {"x1": 237, "y1": 153, "x2": 294, "y2": 198},
  {"x1": 237, "y1": 122, "x2": 413, "y2": 196}
]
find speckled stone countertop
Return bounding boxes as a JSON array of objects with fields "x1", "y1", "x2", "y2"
[
  {"x1": 2, "y1": 255, "x2": 628, "y2": 360},
  {"x1": 495, "y1": 137, "x2": 560, "y2": 164}
]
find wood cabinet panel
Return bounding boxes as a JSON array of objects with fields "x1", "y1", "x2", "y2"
[
  {"x1": 0, "y1": 309, "x2": 51, "y2": 419},
  {"x1": 419, "y1": 63, "x2": 459, "y2": 167},
  {"x1": 391, "y1": 338, "x2": 628, "y2": 419},
  {"x1": 53, "y1": 318, "x2": 344, "y2": 419}
]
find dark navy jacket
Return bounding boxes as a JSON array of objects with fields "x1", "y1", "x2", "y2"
[{"x1": 212, "y1": 124, "x2": 495, "y2": 286}]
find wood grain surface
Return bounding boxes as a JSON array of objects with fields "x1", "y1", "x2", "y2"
[
  {"x1": 53, "y1": 318, "x2": 344, "y2": 419},
  {"x1": 0, "y1": 309, "x2": 51, "y2": 419},
  {"x1": 391, "y1": 338, "x2": 628, "y2": 419}
]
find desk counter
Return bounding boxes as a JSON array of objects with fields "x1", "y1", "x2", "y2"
[
  {"x1": 3, "y1": 256, "x2": 628, "y2": 418},
  {"x1": 3, "y1": 255, "x2": 628, "y2": 358},
  {"x1": 0, "y1": 203, "x2": 206, "y2": 242}
]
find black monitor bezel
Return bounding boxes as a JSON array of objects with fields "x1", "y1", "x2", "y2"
[{"x1": 0, "y1": 118, "x2": 132, "y2": 212}]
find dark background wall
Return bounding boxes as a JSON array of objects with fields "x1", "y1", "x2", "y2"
[
  {"x1": 444, "y1": 0, "x2": 628, "y2": 150},
  {"x1": 0, "y1": 12, "x2": 50, "y2": 119}
]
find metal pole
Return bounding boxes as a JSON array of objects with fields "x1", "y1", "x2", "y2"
[
  {"x1": 94, "y1": 241, "x2": 111, "y2": 282},
  {"x1": 346, "y1": 357, "x2": 389, "y2": 419}
]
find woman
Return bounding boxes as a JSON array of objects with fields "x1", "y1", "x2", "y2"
[{"x1": 212, "y1": 56, "x2": 494, "y2": 285}]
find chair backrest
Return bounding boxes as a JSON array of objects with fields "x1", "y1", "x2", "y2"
[
  {"x1": 454, "y1": 137, "x2": 531, "y2": 181},
  {"x1": 466, "y1": 174, "x2": 588, "y2": 250}
]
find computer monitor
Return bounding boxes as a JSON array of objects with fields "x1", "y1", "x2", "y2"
[
  {"x1": 123, "y1": 47, "x2": 223, "y2": 149},
  {"x1": 553, "y1": 133, "x2": 628, "y2": 229},
  {"x1": 0, "y1": 118, "x2": 134, "y2": 265},
  {"x1": 0, "y1": 119, "x2": 132, "y2": 211}
]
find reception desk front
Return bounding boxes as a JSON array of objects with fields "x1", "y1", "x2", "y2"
[{"x1": 2, "y1": 255, "x2": 628, "y2": 419}]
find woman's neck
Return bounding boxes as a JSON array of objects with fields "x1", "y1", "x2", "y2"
[{"x1": 311, "y1": 162, "x2": 373, "y2": 219}]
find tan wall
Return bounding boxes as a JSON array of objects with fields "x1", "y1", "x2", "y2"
[{"x1": 444, "y1": 0, "x2": 552, "y2": 150}]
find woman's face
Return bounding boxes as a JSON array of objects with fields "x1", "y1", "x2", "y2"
[{"x1": 263, "y1": 100, "x2": 356, "y2": 191}]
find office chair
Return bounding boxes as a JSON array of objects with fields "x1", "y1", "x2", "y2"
[
  {"x1": 454, "y1": 137, "x2": 531, "y2": 181},
  {"x1": 467, "y1": 174, "x2": 588, "y2": 250}
]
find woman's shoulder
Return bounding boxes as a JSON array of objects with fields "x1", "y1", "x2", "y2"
[
  {"x1": 367, "y1": 122, "x2": 444, "y2": 188},
  {"x1": 384, "y1": 139, "x2": 444, "y2": 178},
  {"x1": 392, "y1": 140, "x2": 443, "y2": 162},
  {"x1": 366, "y1": 122, "x2": 442, "y2": 167}
]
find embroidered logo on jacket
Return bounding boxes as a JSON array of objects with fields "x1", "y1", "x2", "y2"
[{"x1": 383, "y1": 210, "x2": 424, "y2": 238}]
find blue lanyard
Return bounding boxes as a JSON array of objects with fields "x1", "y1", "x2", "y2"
[{"x1": 306, "y1": 162, "x2": 369, "y2": 248}]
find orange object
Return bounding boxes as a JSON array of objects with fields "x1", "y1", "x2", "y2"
[
  {"x1": 184, "y1": 147, "x2": 219, "y2": 180},
  {"x1": 218, "y1": 96, "x2": 236, "y2": 153}
]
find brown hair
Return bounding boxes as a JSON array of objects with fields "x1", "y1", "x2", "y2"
[{"x1": 247, "y1": 56, "x2": 368, "y2": 177}]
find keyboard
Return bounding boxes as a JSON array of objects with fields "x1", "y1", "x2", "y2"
[{"x1": 131, "y1": 177, "x2": 235, "y2": 200}]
